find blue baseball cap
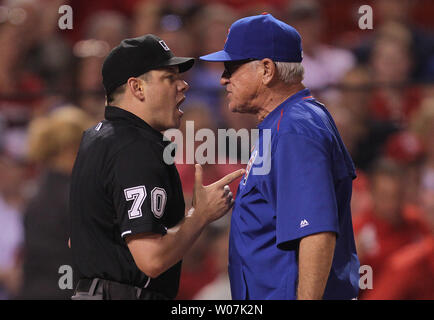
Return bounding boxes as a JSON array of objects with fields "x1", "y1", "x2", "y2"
[{"x1": 200, "y1": 13, "x2": 303, "y2": 62}]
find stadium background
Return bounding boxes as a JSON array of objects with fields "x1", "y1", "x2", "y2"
[{"x1": 0, "y1": 0, "x2": 433, "y2": 300}]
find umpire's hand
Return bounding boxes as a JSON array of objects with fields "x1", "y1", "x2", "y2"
[{"x1": 192, "y1": 164, "x2": 245, "y2": 223}]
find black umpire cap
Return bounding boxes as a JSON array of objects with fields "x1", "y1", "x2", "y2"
[{"x1": 102, "y1": 34, "x2": 195, "y2": 96}]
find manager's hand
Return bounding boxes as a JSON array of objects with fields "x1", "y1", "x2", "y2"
[{"x1": 192, "y1": 164, "x2": 244, "y2": 223}]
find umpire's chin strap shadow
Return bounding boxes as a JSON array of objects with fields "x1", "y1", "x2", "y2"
[
  {"x1": 136, "y1": 288, "x2": 142, "y2": 299},
  {"x1": 89, "y1": 278, "x2": 100, "y2": 296}
]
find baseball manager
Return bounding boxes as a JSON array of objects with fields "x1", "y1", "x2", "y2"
[{"x1": 200, "y1": 14, "x2": 360, "y2": 300}]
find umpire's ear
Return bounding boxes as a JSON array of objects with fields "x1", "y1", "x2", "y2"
[
  {"x1": 260, "y1": 58, "x2": 277, "y2": 86},
  {"x1": 127, "y1": 77, "x2": 146, "y2": 101}
]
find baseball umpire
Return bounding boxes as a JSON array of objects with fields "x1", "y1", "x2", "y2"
[
  {"x1": 200, "y1": 14, "x2": 360, "y2": 300},
  {"x1": 69, "y1": 34, "x2": 244, "y2": 300}
]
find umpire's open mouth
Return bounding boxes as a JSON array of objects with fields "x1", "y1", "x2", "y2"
[{"x1": 176, "y1": 96, "x2": 186, "y2": 114}]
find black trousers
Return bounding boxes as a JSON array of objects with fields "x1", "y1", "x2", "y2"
[{"x1": 71, "y1": 278, "x2": 169, "y2": 300}]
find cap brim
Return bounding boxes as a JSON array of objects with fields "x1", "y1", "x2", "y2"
[
  {"x1": 161, "y1": 57, "x2": 195, "y2": 73},
  {"x1": 199, "y1": 50, "x2": 247, "y2": 62}
]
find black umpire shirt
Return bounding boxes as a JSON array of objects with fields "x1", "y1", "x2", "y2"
[{"x1": 69, "y1": 106, "x2": 185, "y2": 299}]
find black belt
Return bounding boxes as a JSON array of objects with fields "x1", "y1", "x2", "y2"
[{"x1": 74, "y1": 278, "x2": 169, "y2": 300}]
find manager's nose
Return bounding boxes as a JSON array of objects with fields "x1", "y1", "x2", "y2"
[{"x1": 220, "y1": 73, "x2": 230, "y2": 86}]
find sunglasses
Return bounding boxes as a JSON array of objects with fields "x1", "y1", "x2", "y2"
[{"x1": 223, "y1": 59, "x2": 256, "y2": 78}]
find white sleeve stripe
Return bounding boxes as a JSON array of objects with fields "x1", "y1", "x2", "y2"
[{"x1": 121, "y1": 230, "x2": 132, "y2": 238}]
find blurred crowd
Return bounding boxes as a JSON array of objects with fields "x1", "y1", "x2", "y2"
[{"x1": 0, "y1": 0, "x2": 433, "y2": 300}]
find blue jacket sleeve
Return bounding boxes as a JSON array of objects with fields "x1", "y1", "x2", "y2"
[{"x1": 274, "y1": 133, "x2": 339, "y2": 250}]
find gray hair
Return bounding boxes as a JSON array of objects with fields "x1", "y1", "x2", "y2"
[{"x1": 275, "y1": 62, "x2": 304, "y2": 84}]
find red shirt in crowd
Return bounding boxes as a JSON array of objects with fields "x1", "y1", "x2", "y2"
[
  {"x1": 176, "y1": 253, "x2": 218, "y2": 300},
  {"x1": 369, "y1": 87, "x2": 422, "y2": 125},
  {"x1": 354, "y1": 205, "x2": 429, "y2": 299},
  {"x1": 363, "y1": 235, "x2": 434, "y2": 300}
]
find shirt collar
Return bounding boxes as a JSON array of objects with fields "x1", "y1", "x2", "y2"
[
  {"x1": 258, "y1": 88, "x2": 312, "y2": 129},
  {"x1": 105, "y1": 106, "x2": 169, "y2": 145}
]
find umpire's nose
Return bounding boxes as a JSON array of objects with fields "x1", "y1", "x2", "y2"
[{"x1": 179, "y1": 80, "x2": 189, "y2": 93}]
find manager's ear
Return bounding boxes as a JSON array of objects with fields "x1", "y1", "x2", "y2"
[
  {"x1": 127, "y1": 77, "x2": 145, "y2": 101},
  {"x1": 261, "y1": 58, "x2": 277, "y2": 85}
]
